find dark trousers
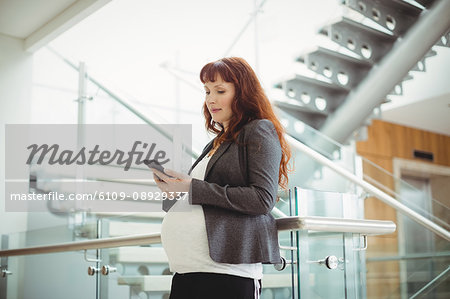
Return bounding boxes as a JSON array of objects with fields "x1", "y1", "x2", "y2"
[{"x1": 169, "y1": 272, "x2": 261, "y2": 299}]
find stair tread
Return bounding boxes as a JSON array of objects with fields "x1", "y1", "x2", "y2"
[
  {"x1": 292, "y1": 74, "x2": 346, "y2": 91},
  {"x1": 275, "y1": 74, "x2": 345, "y2": 91},
  {"x1": 274, "y1": 100, "x2": 328, "y2": 116},
  {"x1": 299, "y1": 46, "x2": 372, "y2": 66},
  {"x1": 329, "y1": 17, "x2": 396, "y2": 40},
  {"x1": 344, "y1": 0, "x2": 422, "y2": 36}
]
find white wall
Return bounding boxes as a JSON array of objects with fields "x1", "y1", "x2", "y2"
[
  {"x1": 0, "y1": 33, "x2": 32, "y2": 235},
  {"x1": 0, "y1": 32, "x2": 34, "y2": 299}
]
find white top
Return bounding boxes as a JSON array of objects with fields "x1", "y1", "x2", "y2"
[{"x1": 161, "y1": 154, "x2": 263, "y2": 279}]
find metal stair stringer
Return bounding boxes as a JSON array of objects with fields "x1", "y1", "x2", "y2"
[
  {"x1": 275, "y1": 0, "x2": 450, "y2": 147},
  {"x1": 273, "y1": 0, "x2": 450, "y2": 193},
  {"x1": 320, "y1": 0, "x2": 450, "y2": 144}
]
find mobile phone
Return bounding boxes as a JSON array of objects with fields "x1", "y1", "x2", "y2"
[{"x1": 143, "y1": 159, "x2": 175, "y2": 180}]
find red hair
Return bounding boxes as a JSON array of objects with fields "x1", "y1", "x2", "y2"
[{"x1": 200, "y1": 57, "x2": 292, "y2": 189}]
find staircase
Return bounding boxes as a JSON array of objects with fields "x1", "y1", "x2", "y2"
[{"x1": 273, "y1": 0, "x2": 450, "y2": 144}]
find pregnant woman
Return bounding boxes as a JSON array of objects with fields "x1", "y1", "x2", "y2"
[{"x1": 151, "y1": 57, "x2": 291, "y2": 299}]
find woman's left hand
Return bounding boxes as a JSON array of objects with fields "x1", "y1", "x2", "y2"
[{"x1": 151, "y1": 168, "x2": 192, "y2": 194}]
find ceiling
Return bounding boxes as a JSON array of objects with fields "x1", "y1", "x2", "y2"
[
  {"x1": 0, "y1": 0, "x2": 77, "y2": 38},
  {"x1": 0, "y1": 0, "x2": 111, "y2": 51},
  {"x1": 382, "y1": 93, "x2": 450, "y2": 136}
]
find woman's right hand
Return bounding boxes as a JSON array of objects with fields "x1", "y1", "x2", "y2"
[{"x1": 151, "y1": 168, "x2": 192, "y2": 194}]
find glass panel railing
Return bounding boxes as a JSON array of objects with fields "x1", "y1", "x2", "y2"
[
  {"x1": 276, "y1": 107, "x2": 450, "y2": 298},
  {"x1": 296, "y1": 230, "x2": 365, "y2": 299},
  {"x1": 275, "y1": 107, "x2": 360, "y2": 199},
  {"x1": 293, "y1": 188, "x2": 362, "y2": 219},
  {"x1": 99, "y1": 246, "x2": 171, "y2": 299},
  {"x1": 92, "y1": 190, "x2": 296, "y2": 299},
  {"x1": 275, "y1": 107, "x2": 357, "y2": 172},
  {"x1": 365, "y1": 221, "x2": 450, "y2": 298},
  {"x1": 0, "y1": 221, "x2": 99, "y2": 299},
  {"x1": 293, "y1": 188, "x2": 366, "y2": 299},
  {"x1": 366, "y1": 235, "x2": 450, "y2": 298},
  {"x1": 361, "y1": 159, "x2": 450, "y2": 231},
  {"x1": 275, "y1": 107, "x2": 450, "y2": 230},
  {"x1": 96, "y1": 213, "x2": 167, "y2": 299},
  {"x1": 409, "y1": 265, "x2": 450, "y2": 299},
  {"x1": 98, "y1": 244, "x2": 298, "y2": 299},
  {"x1": 1, "y1": 251, "x2": 98, "y2": 299},
  {"x1": 267, "y1": 190, "x2": 299, "y2": 299}
]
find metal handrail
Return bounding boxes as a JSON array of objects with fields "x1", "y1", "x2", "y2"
[
  {"x1": 286, "y1": 135, "x2": 450, "y2": 242},
  {"x1": 0, "y1": 233, "x2": 161, "y2": 258},
  {"x1": 276, "y1": 216, "x2": 396, "y2": 235},
  {"x1": 0, "y1": 216, "x2": 394, "y2": 258}
]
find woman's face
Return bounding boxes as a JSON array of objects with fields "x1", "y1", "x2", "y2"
[{"x1": 204, "y1": 74, "x2": 235, "y2": 131}]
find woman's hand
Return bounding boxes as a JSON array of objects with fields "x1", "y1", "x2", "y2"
[{"x1": 151, "y1": 168, "x2": 192, "y2": 194}]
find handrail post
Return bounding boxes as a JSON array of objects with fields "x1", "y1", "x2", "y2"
[
  {"x1": 77, "y1": 61, "x2": 87, "y2": 127},
  {"x1": 76, "y1": 61, "x2": 88, "y2": 212}
]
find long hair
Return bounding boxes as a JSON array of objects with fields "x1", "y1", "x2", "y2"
[{"x1": 199, "y1": 57, "x2": 291, "y2": 189}]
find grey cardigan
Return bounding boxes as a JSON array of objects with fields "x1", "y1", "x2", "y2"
[{"x1": 163, "y1": 119, "x2": 281, "y2": 264}]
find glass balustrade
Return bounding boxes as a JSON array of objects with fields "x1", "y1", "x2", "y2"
[
  {"x1": 0, "y1": 221, "x2": 100, "y2": 299},
  {"x1": 292, "y1": 187, "x2": 366, "y2": 299},
  {"x1": 87, "y1": 189, "x2": 295, "y2": 299},
  {"x1": 361, "y1": 159, "x2": 450, "y2": 232},
  {"x1": 276, "y1": 107, "x2": 449, "y2": 230},
  {"x1": 365, "y1": 222, "x2": 450, "y2": 298},
  {"x1": 3, "y1": 183, "x2": 445, "y2": 299},
  {"x1": 276, "y1": 107, "x2": 450, "y2": 298},
  {"x1": 276, "y1": 107, "x2": 359, "y2": 196}
]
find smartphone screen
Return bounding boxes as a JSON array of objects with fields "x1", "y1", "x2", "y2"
[{"x1": 143, "y1": 159, "x2": 174, "y2": 179}]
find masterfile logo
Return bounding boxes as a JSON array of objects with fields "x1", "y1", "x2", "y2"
[
  {"x1": 26, "y1": 141, "x2": 170, "y2": 171},
  {"x1": 5, "y1": 124, "x2": 192, "y2": 212}
]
